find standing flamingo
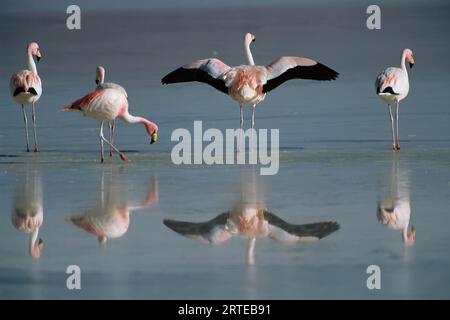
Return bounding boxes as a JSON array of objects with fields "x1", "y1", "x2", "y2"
[
  {"x1": 95, "y1": 66, "x2": 128, "y2": 158},
  {"x1": 162, "y1": 33, "x2": 338, "y2": 129},
  {"x1": 375, "y1": 48, "x2": 415, "y2": 150},
  {"x1": 11, "y1": 170, "x2": 44, "y2": 259},
  {"x1": 61, "y1": 83, "x2": 158, "y2": 162},
  {"x1": 9, "y1": 42, "x2": 43, "y2": 152},
  {"x1": 377, "y1": 159, "x2": 416, "y2": 245}
]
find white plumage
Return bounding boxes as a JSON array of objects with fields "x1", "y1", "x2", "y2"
[{"x1": 375, "y1": 48, "x2": 415, "y2": 150}]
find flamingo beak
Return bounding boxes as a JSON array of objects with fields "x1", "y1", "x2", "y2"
[
  {"x1": 251, "y1": 35, "x2": 256, "y2": 42},
  {"x1": 38, "y1": 238, "x2": 44, "y2": 252},
  {"x1": 410, "y1": 226, "x2": 416, "y2": 240},
  {"x1": 36, "y1": 49, "x2": 42, "y2": 62},
  {"x1": 409, "y1": 56, "x2": 414, "y2": 69},
  {"x1": 95, "y1": 78, "x2": 100, "y2": 85},
  {"x1": 151, "y1": 132, "x2": 158, "y2": 144}
]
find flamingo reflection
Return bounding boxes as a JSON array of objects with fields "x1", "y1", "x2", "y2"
[
  {"x1": 11, "y1": 169, "x2": 44, "y2": 259},
  {"x1": 66, "y1": 170, "x2": 158, "y2": 245},
  {"x1": 377, "y1": 159, "x2": 416, "y2": 245},
  {"x1": 164, "y1": 168, "x2": 339, "y2": 265}
]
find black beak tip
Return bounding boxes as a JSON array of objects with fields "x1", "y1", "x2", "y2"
[
  {"x1": 409, "y1": 63, "x2": 414, "y2": 69},
  {"x1": 36, "y1": 56, "x2": 41, "y2": 62},
  {"x1": 95, "y1": 80, "x2": 99, "y2": 85}
]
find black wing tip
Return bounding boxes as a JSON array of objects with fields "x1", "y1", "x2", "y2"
[
  {"x1": 316, "y1": 62, "x2": 339, "y2": 81},
  {"x1": 161, "y1": 67, "x2": 189, "y2": 85},
  {"x1": 317, "y1": 221, "x2": 341, "y2": 239},
  {"x1": 381, "y1": 87, "x2": 399, "y2": 95},
  {"x1": 13, "y1": 87, "x2": 25, "y2": 96},
  {"x1": 28, "y1": 88, "x2": 38, "y2": 95}
]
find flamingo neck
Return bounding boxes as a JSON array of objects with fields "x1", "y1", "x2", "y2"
[
  {"x1": 29, "y1": 228, "x2": 40, "y2": 259},
  {"x1": 99, "y1": 70, "x2": 105, "y2": 84},
  {"x1": 400, "y1": 50, "x2": 408, "y2": 73},
  {"x1": 27, "y1": 50, "x2": 38, "y2": 74},
  {"x1": 247, "y1": 237, "x2": 256, "y2": 265},
  {"x1": 402, "y1": 225, "x2": 408, "y2": 242},
  {"x1": 120, "y1": 111, "x2": 158, "y2": 135},
  {"x1": 244, "y1": 41, "x2": 255, "y2": 66}
]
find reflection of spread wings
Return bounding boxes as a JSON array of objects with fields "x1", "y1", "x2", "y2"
[
  {"x1": 265, "y1": 211, "x2": 340, "y2": 242},
  {"x1": 163, "y1": 212, "x2": 231, "y2": 245}
]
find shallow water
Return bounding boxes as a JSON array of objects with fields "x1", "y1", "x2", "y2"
[{"x1": 0, "y1": 1, "x2": 450, "y2": 299}]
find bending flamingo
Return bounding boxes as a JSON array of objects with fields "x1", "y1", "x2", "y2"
[
  {"x1": 95, "y1": 66, "x2": 128, "y2": 158},
  {"x1": 66, "y1": 174, "x2": 159, "y2": 245},
  {"x1": 375, "y1": 48, "x2": 414, "y2": 150},
  {"x1": 9, "y1": 42, "x2": 43, "y2": 152},
  {"x1": 162, "y1": 33, "x2": 338, "y2": 129},
  {"x1": 62, "y1": 85, "x2": 158, "y2": 162}
]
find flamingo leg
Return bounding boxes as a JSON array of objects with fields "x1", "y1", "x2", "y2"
[
  {"x1": 31, "y1": 102, "x2": 39, "y2": 152},
  {"x1": 99, "y1": 123, "x2": 128, "y2": 162},
  {"x1": 247, "y1": 238, "x2": 256, "y2": 265},
  {"x1": 240, "y1": 105, "x2": 244, "y2": 130},
  {"x1": 99, "y1": 121, "x2": 105, "y2": 163},
  {"x1": 395, "y1": 101, "x2": 400, "y2": 150},
  {"x1": 21, "y1": 104, "x2": 30, "y2": 152},
  {"x1": 388, "y1": 105, "x2": 395, "y2": 150},
  {"x1": 109, "y1": 120, "x2": 115, "y2": 158},
  {"x1": 237, "y1": 105, "x2": 243, "y2": 153},
  {"x1": 251, "y1": 104, "x2": 256, "y2": 129}
]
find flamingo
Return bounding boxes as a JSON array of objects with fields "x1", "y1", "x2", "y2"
[
  {"x1": 61, "y1": 80, "x2": 158, "y2": 162},
  {"x1": 11, "y1": 171, "x2": 44, "y2": 259},
  {"x1": 375, "y1": 48, "x2": 415, "y2": 150},
  {"x1": 95, "y1": 66, "x2": 128, "y2": 158},
  {"x1": 162, "y1": 33, "x2": 338, "y2": 129},
  {"x1": 9, "y1": 42, "x2": 43, "y2": 152},
  {"x1": 377, "y1": 159, "x2": 416, "y2": 245},
  {"x1": 164, "y1": 167, "x2": 339, "y2": 264},
  {"x1": 66, "y1": 173, "x2": 159, "y2": 245}
]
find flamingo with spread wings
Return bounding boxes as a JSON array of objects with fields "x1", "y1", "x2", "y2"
[{"x1": 162, "y1": 33, "x2": 338, "y2": 129}]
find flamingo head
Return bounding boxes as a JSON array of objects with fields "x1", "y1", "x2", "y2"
[
  {"x1": 30, "y1": 238, "x2": 44, "y2": 259},
  {"x1": 98, "y1": 236, "x2": 108, "y2": 245},
  {"x1": 244, "y1": 33, "x2": 256, "y2": 47},
  {"x1": 403, "y1": 48, "x2": 414, "y2": 69},
  {"x1": 404, "y1": 226, "x2": 416, "y2": 245},
  {"x1": 145, "y1": 122, "x2": 158, "y2": 144},
  {"x1": 28, "y1": 42, "x2": 42, "y2": 62},
  {"x1": 96, "y1": 66, "x2": 105, "y2": 85}
]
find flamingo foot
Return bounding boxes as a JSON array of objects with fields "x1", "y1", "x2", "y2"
[
  {"x1": 26, "y1": 147, "x2": 30, "y2": 152},
  {"x1": 100, "y1": 157, "x2": 104, "y2": 164},
  {"x1": 34, "y1": 147, "x2": 40, "y2": 153},
  {"x1": 119, "y1": 153, "x2": 129, "y2": 161},
  {"x1": 395, "y1": 143, "x2": 401, "y2": 151}
]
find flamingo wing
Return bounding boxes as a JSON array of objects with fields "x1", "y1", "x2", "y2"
[
  {"x1": 163, "y1": 212, "x2": 231, "y2": 245},
  {"x1": 265, "y1": 211, "x2": 340, "y2": 241},
  {"x1": 98, "y1": 82, "x2": 128, "y2": 98},
  {"x1": 263, "y1": 56, "x2": 339, "y2": 93},
  {"x1": 375, "y1": 67, "x2": 405, "y2": 96},
  {"x1": 161, "y1": 58, "x2": 231, "y2": 94},
  {"x1": 62, "y1": 89, "x2": 106, "y2": 111},
  {"x1": 10, "y1": 70, "x2": 42, "y2": 97}
]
